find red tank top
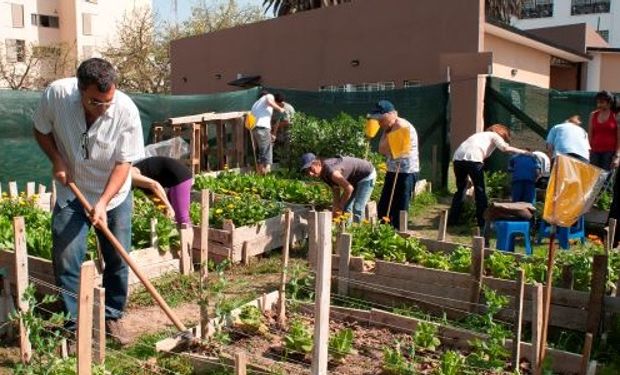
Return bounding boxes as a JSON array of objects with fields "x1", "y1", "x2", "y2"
[{"x1": 590, "y1": 110, "x2": 617, "y2": 152}]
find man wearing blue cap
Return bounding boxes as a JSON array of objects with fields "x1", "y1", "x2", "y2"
[
  {"x1": 301, "y1": 153, "x2": 376, "y2": 223},
  {"x1": 369, "y1": 100, "x2": 420, "y2": 229}
]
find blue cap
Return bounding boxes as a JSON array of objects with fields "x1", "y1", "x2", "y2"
[
  {"x1": 300, "y1": 153, "x2": 316, "y2": 171},
  {"x1": 368, "y1": 100, "x2": 396, "y2": 119}
]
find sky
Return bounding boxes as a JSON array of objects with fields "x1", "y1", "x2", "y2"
[{"x1": 152, "y1": 0, "x2": 263, "y2": 23}]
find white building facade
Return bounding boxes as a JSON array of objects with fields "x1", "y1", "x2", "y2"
[
  {"x1": 0, "y1": 0, "x2": 151, "y2": 88},
  {"x1": 515, "y1": 0, "x2": 618, "y2": 47}
]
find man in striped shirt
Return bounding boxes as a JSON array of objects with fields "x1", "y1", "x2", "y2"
[{"x1": 33, "y1": 58, "x2": 144, "y2": 344}]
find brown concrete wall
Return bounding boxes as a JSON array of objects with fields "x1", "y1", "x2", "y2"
[
  {"x1": 170, "y1": 0, "x2": 483, "y2": 94},
  {"x1": 526, "y1": 24, "x2": 587, "y2": 53},
  {"x1": 484, "y1": 33, "x2": 551, "y2": 88},
  {"x1": 599, "y1": 54, "x2": 620, "y2": 92}
]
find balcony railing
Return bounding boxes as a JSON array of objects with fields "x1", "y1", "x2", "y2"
[{"x1": 521, "y1": 2, "x2": 554, "y2": 18}]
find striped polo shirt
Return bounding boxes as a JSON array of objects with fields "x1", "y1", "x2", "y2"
[{"x1": 33, "y1": 78, "x2": 145, "y2": 210}]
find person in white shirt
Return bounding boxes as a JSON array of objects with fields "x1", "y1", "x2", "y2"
[
  {"x1": 33, "y1": 58, "x2": 144, "y2": 344},
  {"x1": 250, "y1": 91, "x2": 285, "y2": 175},
  {"x1": 448, "y1": 124, "x2": 527, "y2": 229}
]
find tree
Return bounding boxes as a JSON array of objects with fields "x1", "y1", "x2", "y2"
[
  {"x1": 485, "y1": 0, "x2": 524, "y2": 24},
  {"x1": 262, "y1": 0, "x2": 350, "y2": 17},
  {"x1": 0, "y1": 42, "x2": 74, "y2": 90},
  {"x1": 101, "y1": 0, "x2": 265, "y2": 93}
]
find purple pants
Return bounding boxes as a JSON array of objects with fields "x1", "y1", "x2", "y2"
[{"x1": 168, "y1": 179, "x2": 193, "y2": 225}]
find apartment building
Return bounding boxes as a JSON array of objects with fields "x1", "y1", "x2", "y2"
[
  {"x1": 515, "y1": 0, "x2": 619, "y2": 47},
  {"x1": 0, "y1": 0, "x2": 151, "y2": 88}
]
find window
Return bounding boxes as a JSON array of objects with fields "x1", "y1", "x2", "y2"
[
  {"x1": 521, "y1": 0, "x2": 554, "y2": 18},
  {"x1": 32, "y1": 46, "x2": 61, "y2": 58},
  {"x1": 82, "y1": 13, "x2": 93, "y2": 35},
  {"x1": 403, "y1": 80, "x2": 421, "y2": 88},
  {"x1": 319, "y1": 81, "x2": 396, "y2": 92},
  {"x1": 571, "y1": 0, "x2": 610, "y2": 15},
  {"x1": 11, "y1": 3, "x2": 24, "y2": 28},
  {"x1": 5, "y1": 39, "x2": 26, "y2": 62},
  {"x1": 597, "y1": 30, "x2": 609, "y2": 42},
  {"x1": 31, "y1": 14, "x2": 60, "y2": 28}
]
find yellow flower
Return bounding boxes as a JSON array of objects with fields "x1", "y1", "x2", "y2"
[
  {"x1": 382, "y1": 216, "x2": 391, "y2": 223},
  {"x1": 362, "y1": 219, "x2": 370, "y2": 225},
  {"x1": 251, "y1": 188, "x2": 258, "y2": 193},
  {"x1": 224, "y1": 164, "x2": 229, "y2": 170},
  {"x1": 157, "y1": 204, "x2": 166, "y2": 210},
  {"x1": 1, "y1": 192, "x2": 7, "y2": 197},
  {"x1": 215, "y1": 208, "x2": 223, "y2": 214},
  {"x1": 152, "y1": 197, "x2": 161, "y2": 203},
  {"x1": 227, "y1": 204, "x2": 235, "y2": 209}
]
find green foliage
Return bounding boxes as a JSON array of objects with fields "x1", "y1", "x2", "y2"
[
  {"x1": 0, "y1": 194, "x2": 53, "y2": 259},
  {"x1": 132, "y1": 189, "x2": 179, "y2": 251},
  {"x1": 283, "y1": 319, "x2": 313, "y2": 356},
  {"x1": 448, "y1": 246, "x2": 472, "y2": 273},
  {"x1": 412, "y1": 321, "x2": 441, "y2": 351},
  {"x1": 286, "y1": 263, "x2": 314, "y2": 302},
  {"x1": 410, "y1": 191, "x2": 438, "y2": 217},
  {"x1": 201, "y1": 193, "x2": 283, "y2": 228},
  {"x1": 466, "y1": 287, "x2": 511, "y2": 370},
  {"x1": 236, "y1": 305, "x2": 267, "y2": 335},
  {"x1": 382, "y1": 341, "x2": 416, "y2": 375},
  {"x1": 129, "y1": 271, "x2": 200, "y2": 308},
  {"x1": 434, "y1": 351, "x2": 465, "y2": 375},
  {"x1": 194, "y1": 171, "x2": 330, "y2": 206},
  {"x1": 10, "y1": 285, "x2": 105, "y2": 375},
  {"x1": 597, "y1": 190, "x2": 612, "y2": 211},
  {"x1": 486, "y1": 251, "x2": 518, "y2": 280},
  {"x1": 328, "y1": 328, "x2": 355, "y2": 361},
  {"x1": 485, "y1": 171, "x2": 510, "y2": 200},
  {"x1": 286, "y1": 112, "x2": 367, "y2": 171}
]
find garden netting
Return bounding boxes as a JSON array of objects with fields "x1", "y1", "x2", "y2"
[
  {"x1": 484, "y1": 76, "x2": 619, "y2": 170},
  {"x1": 0, "y1": 84, "x2": 450, "y2": 189}
]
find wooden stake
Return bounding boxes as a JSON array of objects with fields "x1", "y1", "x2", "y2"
[
  {"x1": 512, "y1": 269, "x2": 525, "y2": 371},
  {"x1": 538, "y1": 231, "x2": 558, "y2": 369},
  {"x1": 398, "y1": 210, "x2": 408, "y2": 233},
  {"x1": 308, "y1": 210, "x2": 318, "y2": 269},
  {"x1": 469, "y1": 236, "x2": 484, "y2": 313},
  {"x1": 437, "y1": 210, "x2": 448, "y2": 242},
  {"x1": 607, "y1": 218, "x2": 617, "y2": 253},
  {"x1": 26, "y1": 182, "x2": 35, "y2": 197},
  {"x1": 585, "y1": 255, "x2": 607, "y2": 342},
  {"x1": 337, "y1": 233, "x2": 352, "y2": 296},
  {"x1": 150, "y1": 218, "x2": 159, "y2": 249},
  {"x1": 235, "y1": 351, "x2": 247, "y2": 375},
  {"x1": 200, "y1": 190, "x2": 210, "y2": 283},
  {"x1": 311, "y1": 211, "x2": 332, "y2": 375},
  {"x1": 580, "y1": 333, "x2": 593, "y2": 375},
  {"x1": 77, "y1": 261, "x2": 96, "y2": 375},
  {"x1": 38, "y1": 184, "x2": 46, "y2": 195},
  {"x1": 93, "y1": 287, "x2": 105, "y2": 365},
  {"x1": 385, "y1": 162, "x2": 401, "y2": 224},
  {"x1": 532, "y1": 283, "x2": 543, "y2": 374},
  {"x1": 179, "y1": 225, "x2": 193, "y2": 275},
  {"x1": 0, "y1": 275, "x2": 15, "y2": 339},
  {"x1": 51, "y1": 180, "x2": 57, "y2": 209},
  {"x1": 278, "y1": 209, "x2": 292, "y2": 327},
  {"x1": 9, "y1": 181, "x2": 18, "y2": 198},
  {"x1": 59, "y1": 338, "x2": 68, "y2": 359},
  {"x1": 13, "y1": 217, "x2": 32, "y2": 363}
]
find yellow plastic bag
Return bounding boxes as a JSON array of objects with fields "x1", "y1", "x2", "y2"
[
  {"x1": 245, "y1": 113, "x2": 256, "y2": 130},
  {"x1": 387, "y1": 126, "x2": 411, "y2": 159},
  {"x1": 365, "y1": 119, "x2": 380, "y2": 139},
  {"x1": 543, "y1": 154, "x2": 607, "y2": 227}
]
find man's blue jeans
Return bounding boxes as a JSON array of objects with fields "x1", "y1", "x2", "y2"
[
  {"x1": 52, "y1": 194, "x2": 132, "y2": 329},
  {"x1": 343, "y1": 174, "x2": 376, "y2": 223},
  {"x1": 378, "y1": 172, "x2": 418, "y2": 229}
]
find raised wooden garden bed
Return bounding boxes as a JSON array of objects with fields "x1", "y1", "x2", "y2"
[{"x1": 191, "y1": 208, "x2": 310, "y2": 264}]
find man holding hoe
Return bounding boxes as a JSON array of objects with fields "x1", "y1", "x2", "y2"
[{"x1": 33, "y1": 58, "x2": 144, "y2": 345}]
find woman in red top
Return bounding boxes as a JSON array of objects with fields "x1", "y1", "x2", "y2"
[{"x1": 589, "y1": 91, "x2": 619, "y2": 170}]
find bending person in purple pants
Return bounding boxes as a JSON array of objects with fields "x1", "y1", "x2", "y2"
[{"x1": 131, "y1": 156, "x2": 193, "y2": 228}]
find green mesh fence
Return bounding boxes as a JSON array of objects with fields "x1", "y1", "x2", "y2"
[
  {"x1": 0, "y1": 84, "x2": 449, "y2": 188},
  {"x1": 484, "y1": 76, "x2": 618, "y2": 170}
]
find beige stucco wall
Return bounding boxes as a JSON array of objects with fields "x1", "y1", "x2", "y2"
[
  {"x1": 599, "y1": 54, "x2": 620, "y2": 92},
  {"x1": 484, "y1": 33, "x2": 551, "y2": 88}
]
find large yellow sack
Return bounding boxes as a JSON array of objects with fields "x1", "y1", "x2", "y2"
[{"x1": 543, "y1": 154, "x2": 607, "y2": 227}]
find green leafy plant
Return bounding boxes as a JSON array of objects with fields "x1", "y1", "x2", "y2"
[
  {"x1": 597, "y1": 190, "x2": 612, "y2": 211},
  {"x1": 382, "y1": 341, "x2": 416, "y2": 375},
  {"x1": 485, "y1": 171, "x2": 510, "y2": 200},
  {"x1": 0, "y1": 194, "x2": 53, "y2": 259},
  {"x1": 286, "y1": 263, "x2": 314, "y2": 302},
  {"x1": 10, "y1": 284, "x2": 105, "y2": 375},
  {"x1": 434, "y1": 350, "x2": 465, "y2": 375},
  {"x1": 236, "y1": 305, "x2": 268, "y2": 335},
  {"x1": 412, "y1": 321, "x2": 441, "y2": 351},
  {"x1": 486, "y1": 251, "x2": 517, "y2": 280},
  {"x1": 132, "y1": 189, "x2": 179, "y2": 251},
  {"x1": 283, "y1": 319, "x2": 313, "y2": 357},
  {"x1": 448, "y1": 246, "x2": 472, "y2": 273},
  {"x1": 329, "y1": 328, "x2": 356, "y2": 362}
]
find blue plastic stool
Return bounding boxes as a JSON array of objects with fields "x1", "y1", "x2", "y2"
[
  {"x1": 493, "y1": 220, "x2": 532, "y2": 255},
  {"x1": 536, "y1": 216, "x2": 585, "y2": 250}
]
